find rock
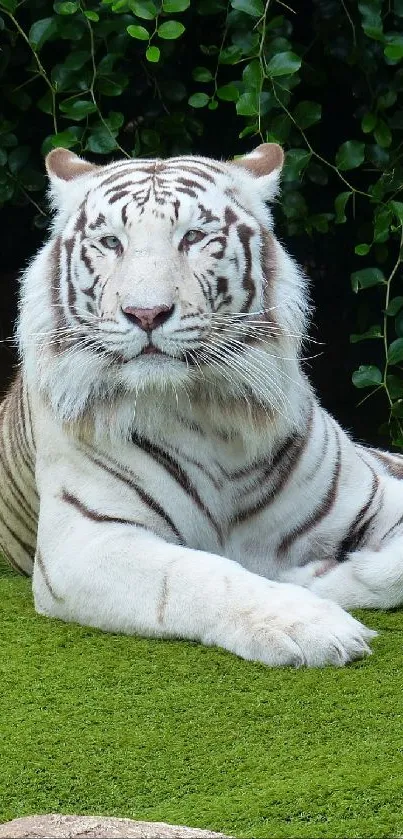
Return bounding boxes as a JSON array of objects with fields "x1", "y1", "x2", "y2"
[{"x1": 0, "y1": 815, "x2": 230, "y2": 838}]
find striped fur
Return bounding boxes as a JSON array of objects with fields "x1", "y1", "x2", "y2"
[{"x1": 3, "y1": 143, "x2": 403, "y2": 667}]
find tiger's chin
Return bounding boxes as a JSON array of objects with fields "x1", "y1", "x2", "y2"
[{"x1": 115, "y1": 351, "x2": 194, "y2": 393}]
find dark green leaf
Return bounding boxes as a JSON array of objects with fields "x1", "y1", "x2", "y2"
[
  {"x1": 395, "y1": 309, "x2": 403, "y2": 337},
  {"x1": 235, "y1": 91, "x2": 258, "y2": 116},
  {"x1": 358, "y1": 1, "x2": 383, "y2": 40},
  {"x1": 266, "y1": 51, "x2": 301, "y2": 77},
  {"x1": 217, "y1": 84, "x2": 239, "y2": 102},
  {"x1": 334, "y1": 191, "x2": 351, "y2": 224},
  {"x1": 84, "y1": 10, "x2": 99, "y2": 20},
  {"x1": 351, "y1": 267, "x2": 386, "y2": 292},
  {"x1": 0, "y1": 0, "x2": 17, "y2": 11},
  {"x1": 129, "y1": 0, "x2": 157, "y2": 18},
  {"x1": 352, "y1": 365, "x2": 383, "y2": 388},
  {"x1": 188, "y1": 92, "x2": 209, "y2": 108},
  {"x1": 374, "y1": 119, "x2": 392, "y2": 148},
  {"x1": 157, "y1": 20, "x2": 185, "y2": 39},
  {"x1": 0, "y1": 180, "x2": 14, "y2": 203},
  {"x1": 335, "y1": 140, "x2": 365, "y2": 170},
  {"x1": 386, "y1": 374, "x2": 403, "y2": 399},
  {"x1": 218, "y1": 45, "x2": 243, "y2": 64},
  {"x1": 85, "y1": 126, "x2": 118, "y2": 153},
  {"x1": 282, "y1": 149, "x2": 311, "y2": 182},
  {"x1": 391, "y1": 201, "x2": 403, "y2": 225},
  {"x1": 29, "y1": 17, "x2": 57, "y2": 50},
  {"x1": 350, "y1": 325, "x2": 382, "y2": 342},
  {"x1": 230, "y1": 0, "x2": 263, "y2": 17},
  {"x1": 54, "y1": 1, "x2": 79, "y2": 14},
  {"x1": 385, "y1": 296, "x2": 403, "y2": 316},
  {"x1": 59, "y1": 98, "x2": 97, "y2": 120},
  {"x1": 292, "y1": 100, "x2": 321, "y2": 129},
  {"x1": 242, "y1": 60, "x2": 262, "y2": 91},
  {"x1": 64, "y1": 51, "x2": 90, "y2": 70},
  {"x1": 192, "y1": 66, "x2": 213, "y2": 82},
  {"x1": 97, "y1": 77, "x2": 126, "y2": 96},
  {"x1": 388, "y1": 338, "x2": 403, "y2": 365},
  {"x1": 361, "y1": 112, "x2": 377, "y2": 133},
  {"x1": 8, "y1": 145, "x2": 30, "y2": 174},
  {"x1": 163, "y1": 0, "x2": 190, "y2": 10},
  {"x1": 355, "y1": 244, "x2": 371, "y2": 255}
]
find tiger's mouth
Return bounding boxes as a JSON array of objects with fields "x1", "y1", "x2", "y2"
[{"x1": 140, "y1": 346, "x2": 163, "y2": 356}]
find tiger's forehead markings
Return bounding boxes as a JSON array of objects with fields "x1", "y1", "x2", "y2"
[
  {"x1": 198, "y1": 204, "x2": 220, "y2": 224},
  {"x1": 88, "y1": 213, "x2": 106, "y2": 231}
]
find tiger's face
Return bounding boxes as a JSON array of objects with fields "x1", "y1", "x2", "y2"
[{"x1": 19, "y1": 144, "x2": 307, "y2": 424}]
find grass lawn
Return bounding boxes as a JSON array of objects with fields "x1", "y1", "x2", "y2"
[{"x1": 1, "y1": 555, "x2": 402, "y2": 839}]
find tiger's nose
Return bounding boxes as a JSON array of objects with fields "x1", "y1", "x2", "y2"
[{"x1": 121, "y1": 304, "x2": 174, "y2": 331}]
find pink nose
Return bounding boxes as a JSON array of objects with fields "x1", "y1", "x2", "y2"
[{"x1": 122, "y1": 304, "x2": 174, "y2": 331}]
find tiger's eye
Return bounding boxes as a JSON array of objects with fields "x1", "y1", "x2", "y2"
[
  {"x1": 183, "y1": 229, "x2": 205, "y2": 245},
  {"x1": 100, "y1": 235, "x2": 122, "y2": 250}
]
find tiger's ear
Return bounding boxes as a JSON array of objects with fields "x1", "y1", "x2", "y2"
[
  {"x1": 46, "y1": 148, "x2": 97, "y2": 182},
  {"x1": 232, "y1": 143, "x2": 284, "y2": 201},
  {"x1": 45, "y1": 148, "x2": 97, "y2": 210}
]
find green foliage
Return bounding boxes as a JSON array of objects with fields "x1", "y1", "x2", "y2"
[{"x1": 1, "y1": 0, "x2": 403, "y2": 445}]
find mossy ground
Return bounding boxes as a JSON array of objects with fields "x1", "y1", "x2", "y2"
[{"x1": 1, "y1": 556, "x2": 402, "y2": 839}]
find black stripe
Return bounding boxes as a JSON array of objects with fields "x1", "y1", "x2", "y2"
[
  {"x1": 336, "y1": 471, "x2": 379, "y2": 561},
  {"x1": 62, "y1": 488, "x2": 148, "y2": 528},
  {"x1": 277, "y1": 429, "x2": 342, "y2": 557},
  {"x1": 83, "y1": 447, "x2": 184, "y2": 543},
  {"x1": 131, "y1": 433, "x2": 223, "y2": 542},
  {"x1": 232, "y1": 404, "x2": 314, "y2": 525}
]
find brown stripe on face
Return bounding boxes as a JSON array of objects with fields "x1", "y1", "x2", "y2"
[
  {"x1": 277, "y1": 430, "x2": 342, "y2": 557},
  {"x1": 109, "y1": 190, "x2": 131, "y2": 204},
  {"x1": 173, "y1": 199, "x2": 180, "y2": 221},
  {"x1": 83, "y1": 446, "x2": 184, "y2": 543},
  {"x1": 97, "y1": 166, "x2": 154, "y2": 190},
  {"x1": 232, "y1": 402, "x2": 314, "y2": 525},
  {"x1": 81, "y1": 244, "x2": 95, "y2": 276},
  {"x1": 177, "y1": 165, "x2": 216, "y2": 184},
  {"x1": 224, "y1": 207, "x2": 238, "y2": 230},
  {"x1": 336, "y1": 471, "x2": 380, "y2": 560},
  {"x1": 176, "y1": 177, "x2": 206, "y2": 193},
  {"x1": 131, "y1": 432, "x2": 223, "y2": 543},
  {"x1": 74, "y1": 202, "x2": 88, "y2": 234},
  {"x1": 237, "y1": 223, "x2": 256, "y2": 313},
  {"x1": 88, "y1": 213, "x2": 106, "y2": 230},
  {"x1": 170, "y1": 157, "x2": 225, "y2": 175},
  {"x1": 35, "y1": 548, "x2": 63, "y2": 600},
  {"x1": 198, "y1": 204, "x2": 220, "y2": 224}
]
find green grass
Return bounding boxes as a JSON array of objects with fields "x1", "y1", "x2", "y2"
[{"x1": 1, "y1": 557, "x2": 403, "y2": 839}]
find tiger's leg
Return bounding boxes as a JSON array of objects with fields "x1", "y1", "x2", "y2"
[
  {"x1": 280, "y1": 540, "x2": 403, "y2": 609},
  {"x1": 33, "y1": 490, "x2": 376, "y2": 668}
]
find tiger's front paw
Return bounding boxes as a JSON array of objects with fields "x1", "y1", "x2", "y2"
[{"x1": 216, "y1": 582, "x2": 376, "y2": 668}]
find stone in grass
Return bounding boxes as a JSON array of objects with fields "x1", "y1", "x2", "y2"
[{"x1": 0, "y1": 814, "x2": 230, "y2": 838}]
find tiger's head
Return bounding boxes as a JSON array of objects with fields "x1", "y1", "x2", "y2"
[{"x1": 19, "y1": 144, "x2": 308, "y2": 428}]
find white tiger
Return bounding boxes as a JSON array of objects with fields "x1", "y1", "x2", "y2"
[{"x1": 2, "y1": 142, "x2": 403, "y2": 667}]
